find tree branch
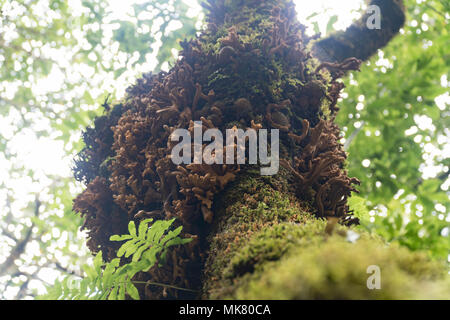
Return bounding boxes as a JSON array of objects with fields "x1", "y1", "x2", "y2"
[
  {"x1": 1, "y1": 228, "x2": 18, "y2": 242},
  {"x1": 53, "y1": 261, "x2": 83, "y2": 278},
  {"x1": 313, "y1": 0, "x2": 406, "y2": 63},
  {"x1": 14, "y1": 268, "x2": 41, "y2": 300},
  {"x1": 0, "y1": 197, "x2": 40, "y2": 277},
  {"x1": 344, "y1": 121, "x2": 365, "y2": 151}
]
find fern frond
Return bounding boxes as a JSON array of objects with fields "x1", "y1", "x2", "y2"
[{"x1": 38, "y1": 218, "x2": 192, "y2": 300}]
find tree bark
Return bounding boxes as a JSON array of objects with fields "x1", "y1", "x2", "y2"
[
  {"x1": 201, "y1": 168, "x2": 449, "y2": 299},
  {"x1": 313, "y1": 0, "x2": 406, "y2": 62},
  {"x1": 73, "y1": 0, "x2": 449, "y2": 300}
]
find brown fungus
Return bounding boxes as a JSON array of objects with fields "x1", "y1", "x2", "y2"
[{"x1": 73, "y1": 0, "x2": 362, "y2": 299}]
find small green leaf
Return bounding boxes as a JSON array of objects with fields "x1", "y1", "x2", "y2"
[
  {"x1": 160, "y1": 226, "x2": 183, "y2": 245},
  {"x1": 138, "y1": 219, "x2": 152, "y2": 239},
  {"x1": 108, "y1": 286, "x2": 118, "y2": 300},
  {"x1": 165, "y1": 237, "x2": 192, "y2": 247},
  {"x1": 117, "y1": 239, "x2": 139, "y2": 257},
  {"x1": 118, "y1": 283, "x2": 126, "y2": 300},
  {"x1": 126, "y1": 281, "x2": 140, "y2": 300},
  {"x1": 83, "y1": 264, "x2": 98, "y2": 280},
  {"x1": 132, "y1": 243, "x2": 148, "y2": 262},
  {"x1": 110, "y1": 234, "x2": 133, "y2": 241},
  {"x1": 93, "y1": 251, "x2": 103, "y2": 273},
  {"x1": 124, "y1": 241, "x2": 142, "y2": 258},
  {"x1": 151, "y1": 219, "x2": 175, "y2": 243},
  {"x1": 128, "y1": 221, "x2": 137, "y2": 237},
  {"x1": 326, "y1": 15, "x2": 338, "y2": 35}
]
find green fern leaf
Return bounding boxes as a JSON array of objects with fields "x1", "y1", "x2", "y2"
[
  {"x1": 128, "y1": 221, "x2": 137, "y2": 237},
  {"x1": 126, "y1": 281, "x2": 140, "y2": 300},
  {"x1": 138, "y1": 218, "x2": 153, "y2": 239},
  {"x1": 108, "y1": 286, "x2": 118, "y2": 300},
  {"x1": 110, "y1": 234, "x2": 133, "y2": 241}
]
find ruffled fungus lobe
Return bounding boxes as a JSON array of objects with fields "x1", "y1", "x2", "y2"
[{"x1": 73, "y1": 0, "x2": 363, "y2": 299}]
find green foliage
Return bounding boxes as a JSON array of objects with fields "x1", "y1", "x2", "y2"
[
  {"x1": 336, "y1": 0, "x2": 449, "y2": 261},
  {"x1": 38, "y1": 218, "x2": 192, "y2": 300},
  {"x1": 348, "y1": 195, "x2": 371, "y2": 224}
]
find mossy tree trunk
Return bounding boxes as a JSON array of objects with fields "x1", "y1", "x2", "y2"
[
  {"x1": 73, "y1": 0, "x2": 449, "y2": 299},
  {"x1": 196, "y1": 0, "x2": 448, "y2": 300},
  {"x1": 202, "y1": 168, "x2": 448, "y2": 299}
]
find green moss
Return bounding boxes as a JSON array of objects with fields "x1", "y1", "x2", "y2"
[
  {"x1": 203, "y1": 171, "x2": 449, "y2": 299},
  {"x1": 320, "y1": 98, "x2": 332, "y2": 118},
  {"x1": 285, "y1": 77, "x2": 305, "y2": 88},
  {"x1": 203, "y1": 169, "x2": 316, "y2": 298},
  {"x1": 207, "y1": 70, "x2": 230, "y2": 87},
  {"x1": 232, "y1": 230, "x2": 449, "y2": 299},
  {"x1": 223, "y1": 221, "x2": 326, "y2": 279},
  {"x1": 201, "y1": 5, "x2": 274, "y2": 58},
  {"x1": 200, "y1": 0, "x2": 318, "y2": 109},
  {"x1": 200, "y1": 38, "x2": 224, "y2": 57},
  {"x1": 223, "y1": 0, "x2": 283, "y2": 17}
]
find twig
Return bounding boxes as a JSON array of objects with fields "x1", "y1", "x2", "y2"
[
  {"x1": 132, "y1": 280, "x2": 199, "y2": 293},
  {"x1": 53, "y1": 262, "x2": 83, "y2": 278},
  {"x1": 0, "y1": 196, "x2": 40, "y2": 276},
  {"x1": 344, "y1": 121, "x2": 365, "y2": 151},
  {"x1": 424, "y1": 3, "x2": 446, "y2": 18}
]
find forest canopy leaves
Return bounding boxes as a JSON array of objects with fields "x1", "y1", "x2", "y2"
[{"x1": 338, "y1": 0, "x2": 449, "y2": 259}]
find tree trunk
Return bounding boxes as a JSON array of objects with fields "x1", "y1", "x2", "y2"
[
  {"x1": 73, "y1": 0, "x2": 449, "y2": 300},
  {"x1": 201, "y1": 168, "x2": 448, "y2": 299}
]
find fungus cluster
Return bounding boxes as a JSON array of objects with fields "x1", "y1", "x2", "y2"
[{"x1": 73, "y1": 0, "x2": 361, "y2": 298}]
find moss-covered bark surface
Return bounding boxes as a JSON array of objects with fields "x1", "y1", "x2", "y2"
[{"x1": 202, "y1": 168, "x2": 449, "y2": 299}]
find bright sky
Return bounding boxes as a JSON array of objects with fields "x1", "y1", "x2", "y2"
[{"x1": 107, "y1": 0, "x2": 365, "y2": 35}]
